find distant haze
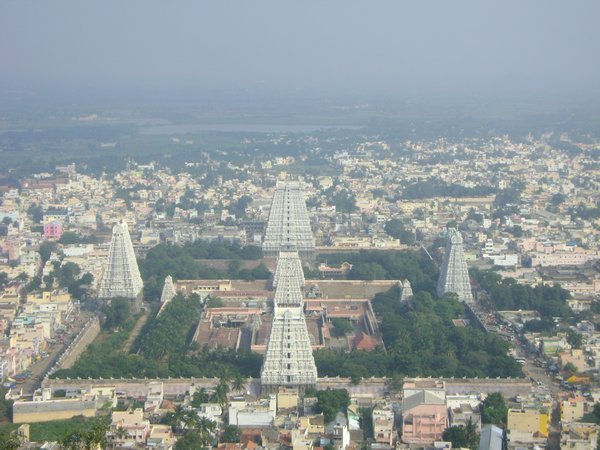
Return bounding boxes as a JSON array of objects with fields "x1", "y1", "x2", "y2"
[{"x1": 2, "y1": 0, "x2": 600, "y2": 102}]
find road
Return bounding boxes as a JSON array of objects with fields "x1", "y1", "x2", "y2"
[
  {"x1": 123, "y1": 309, "x2": 150, "y2": 353},
  {"x1": 19, "y1": 308, "x2": 95, "y2": 396}
]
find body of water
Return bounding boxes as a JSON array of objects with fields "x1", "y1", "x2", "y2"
[{"x1": 139, "y1": 123, "x2": 361, "y2": 135}]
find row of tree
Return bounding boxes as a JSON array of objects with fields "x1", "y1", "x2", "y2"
[
  {"x1": 472, "y1": 269, "x2": 572, "y2": 319},
  {"x1": 315, "y1": 288, "x2": 522, "y2": 379},
  {"x1": 53, "y1": 293, "x2": 262, "y2": 379},
  {"x1": 402, "y1": 179, "x2": 496, "y2": 200},
  {"x1": 139, "y1": 242, "x2": 265, "y2": 300},
  {"x1": 318, "y1": 249, "x2": 439, "y2": 293},
  {"x1": 137, "y1": 294, "x2": 202, "y2": 360}
]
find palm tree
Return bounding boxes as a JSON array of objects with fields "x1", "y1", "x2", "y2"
[
  {"x1": 171, "y1": 405, "x2": 187, "y2": 432},
  {"x1": 0, "y1": 430, "x2": 21, "y2": 450},
  {"x1": 182, "y1": 409, "x2": 200, "y2": 431},
  {"x1": 213, "y1": 379, "x2": 230, "y2": 410},
  {"x1": 232, "y1": 374, "x2": 246, "y2": 394},
  {"x1": 196, "y1": 417, "x2": 217, "y2": 446}
]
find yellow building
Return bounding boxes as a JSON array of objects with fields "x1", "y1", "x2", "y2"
[
  {"x1": 299, "y1": 415, "x2": 325, "y2": 434},
  {"x1": 507, "y1": 408, "x2": 549, "y2": 436},
  {"x1": 561, "y1": 397, "x2": 586, "y2": 424},
  {"x1": 277, "y1": 386, "x2": 299, "y2": 411}
]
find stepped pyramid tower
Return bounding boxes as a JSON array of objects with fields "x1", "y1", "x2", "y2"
[
  {"x1": 157, "y1": 275, "x2": 176, "y2": 316},
  {"x1": 263, "y1": 181, "x2": 315, "y2": 260},
  {"x1": 98, "y1": 220, "x2": 144, "y2": 309},
  {"x1": 261, "y1": 251, "x2": 317, "y2": 393},
  {"x1": 273, "y1": 251, "x2": 305, "y2": 289},
  {"x1": 436, "y1": 228, "x2": 473, "y2": 303},
  {"x1": 400, "y1": 279, "x2": 413, "y2": 302}
]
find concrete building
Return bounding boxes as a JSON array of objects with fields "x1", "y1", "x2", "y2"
[
  {"x1": 479, "y1": 424, "x2": 504, "y2": 450},
  {"x1": 110, "y1": 408, "x2": 151, "y2": 447},
  {"x1": 43, "y1": 221, "x2": 62, "y2": 239},
  {"x1": 561, "y1": 422, "x2": 599, "y2": 450},
  {"x1": 507, "y1": 407, "x2": 549, "y2": 443},
  {"x1": 401, "y1": 386, "x2": 447, "y2": 445},
  {"x1": 372, "y1": 402, "x2": 395, "y2": 446},
  {"x1": 12, "y1": 388, "x2": 96, "y2": 423},
  {"x1": 228, "y1": 395, "x2": 277, "y2": 427},
  {"x1": 562, "y1": 397, "x2": 586, "y2": 424}
]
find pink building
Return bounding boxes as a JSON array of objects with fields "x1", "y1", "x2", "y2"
[
  {"x1": 402, "y1": 390, "x2": 448, "y2": 445},
  {"x1": 43, "y1": 221, "x2": 63, "y2": 239}
]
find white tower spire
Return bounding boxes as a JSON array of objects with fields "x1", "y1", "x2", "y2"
[
  {"x1": 261, "y1": 251, "x2": 317, "y2": 393},
  {"x1": 98, "y1": 220, "x2": 144, "y2": 308},
  {"x1": 437, "y1": 228, "x2": 473, "y2": 303}
]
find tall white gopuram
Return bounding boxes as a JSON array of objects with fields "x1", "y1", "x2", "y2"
[
  {"x1": 261, "y1": 251, "x2": 317, "y2": 393},
  {"x1": 272, "y1": 251, "x2": 305, "y2": 289},
  {"x1": 262, "y1": 181, "x2": 315, "y2": 260},
  {"x1": 157, "y1": 275, "x2": 176, "y2": 316},
  {"x1": 400, "y1": 279, "x2": 413, "y2": 302},
  {"x1": 98, "y1": 220, "x2": 144, "y2": 309},
  {"x1": 436, "y1": 228, "x2": 473, "y2": 304}
]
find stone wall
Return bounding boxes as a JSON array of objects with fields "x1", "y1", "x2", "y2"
[{"x1": 51, "y1": 317, "x2": 100, "y2": 372}]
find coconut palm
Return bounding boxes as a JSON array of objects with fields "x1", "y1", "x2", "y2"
[{"x1": 232, "y1": 374, "x2": 246, "y2": 393}]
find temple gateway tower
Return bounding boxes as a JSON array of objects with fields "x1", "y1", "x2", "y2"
[
  {"x1": 98, "y1": 220, "x2": 144, "y2": 310},
  {"x1": 261, "y1": 251, "x2": 317, "y2": 393},
  {"x1": 262, "y1": 181, "x2": 315, "y2": 260},
  {"x1": 436, "y1": 228, "x2": 474, "y2": 304}
]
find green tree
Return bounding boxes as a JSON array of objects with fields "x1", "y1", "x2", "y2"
[
  {"x1": 581, "y1": 402, "x2": 600, "y2": 424},
  {"x1": 0, "y1": 430, "x2": 20, "y2": 450},
  {"x1": 563, "y1": 362, "x2": 577, "y2": 376},
  {"x1": 206, "y1": 297, "x2": 224, "y2": 308},
  {"x1": 58, "y1": 262, "x2": 81, "y2": 288},
  {"x1": 212, "y1": 378, "x2": 230, "y2": 410},
  {"x1": 221, "y1": 425, "x2": 241, "y2": 443},
  {"x1": 191, "y1": 388, "x2": 210, "y2": 407},
  {"x1": 550, "y1": 193, "x2": 566, "y2": 206},
  {"x1": 314, "y1": 389, "x2": 350, "y2": 423},
  {"x1": 174, "y1": 431, "x2": 206, "y2": 450},
  {"x1": 508, "y1": 225, "x2": 523, "y2": 237},
  {"x1": 348, "y1": 262, "x2": 386, "y2": 280},
  {"x1": 26, "y1": 276, "x2": 42, "y2": 292},
  {"x1": 567, "y1": 329, "x2": 583, "y2": 349},
  {"x1": 384, "y1": 219, "x2": 415, "y2": 244},
  {"x1": 232, "y1": 195, "x2": 253, "y2": 218},
  {"x1": 59, "y1": 418, "x2": 109, "y2": 450},
  {"x1": 102, "y1": 297, "x2": 131, "y2": 330},
  {"x1": 39, "y1": 241, "x2": 56, "y2": 264},
  {"x1": 0, "y1": 272, "x2": 8, "y2": 290},
  {"x1": 331, "y1": 318, "x2": 354, "y2": 336},
  {"x1": 442, "y1": 418, "x2": 479, "y2": 449},
  {"x1": 27, "y1": 203, "x2": 43, "y2": 223},
  {"x1": 16, "y1": 272, "x2": 28, "y2": 282},
  {"x1": 232, "y1": 374, "x2": 246, "y2": 393},
  {"x1": 494, "y1": 188, "x2": 521, "y2": 208},
  {"x1": 480, "y1": 393, "x2": 508, "y2": 427},
  {"x1": 59, "y1": 231, "x2": 83, "y2": 245},
  {"x1": 329, "y1": 189, "x2": 356, "y2": 213}
]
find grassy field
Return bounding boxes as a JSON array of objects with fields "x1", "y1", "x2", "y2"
[{"x1": 0, "y1": 415, "x2": 109, "y2": 443}]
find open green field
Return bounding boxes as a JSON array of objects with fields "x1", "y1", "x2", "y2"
[{"x1": 0, "y1": 416, "x2": 108, "y2": 443}]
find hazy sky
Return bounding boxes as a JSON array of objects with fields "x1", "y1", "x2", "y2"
[{"x1": 2, "y1": 1, "x2": 599, "y2": 100}]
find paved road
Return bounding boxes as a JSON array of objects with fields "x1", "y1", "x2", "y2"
[
  {"x1": 19, "y1": 309, "x2": 95, "y2": 396},
  {"x1": 123, "y1": 309, "x2": 150, "y2": 353}
]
